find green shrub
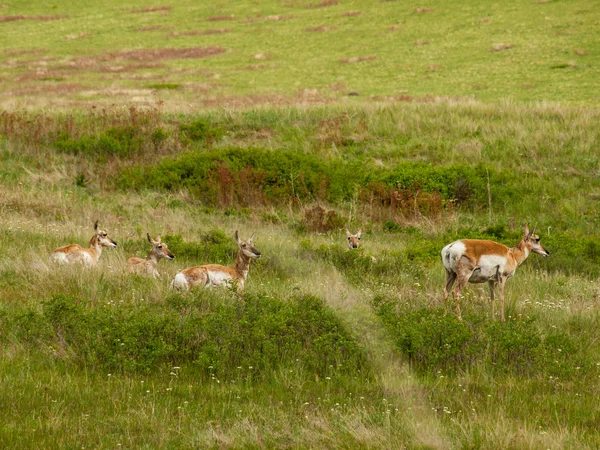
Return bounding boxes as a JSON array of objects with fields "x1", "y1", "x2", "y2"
[
  {"x1": 51, "y1": 126, "x2": 144, "y2": 159},
  {"x1": 17, "y1": 293, "x2": 368, "y2": 378}
]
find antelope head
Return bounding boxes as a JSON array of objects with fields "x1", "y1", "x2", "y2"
[
  {"x1": 345, "y1": 228, "x2": 361, "y2": 250},
  {"x1": 93, "y1": 220, "x2": 118, "y2": 248},
  {"x1": 147, "y1": 233, "x2": 174, "y2": 260},
  {"x1": 522, "y1": 224, "x2": 549, "y2": 257},
  {"x1": 235, "y1": 231, "x2": 262, "y2": 259}
]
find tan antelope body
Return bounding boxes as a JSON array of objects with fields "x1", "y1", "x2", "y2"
[
  {"x1": 171, "y1": 231, "x2": 261, "y2": 291},
  {"x1": 345, "y1": 229, "x2": 362, "y2": 249},
  {"x1": 441, "y1": 224, "x2": 549, "y2": 321},
  {"x1": 49, "y1": 221, "x2": 118, "y2": 266},
  {"x1": 127, "y1": 233, "x2": 174, "y2": 278}
]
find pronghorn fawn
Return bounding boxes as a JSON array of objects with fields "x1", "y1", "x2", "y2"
[
  {"x1": 441, "y1": 224, "x2": 549, "y2": 321},
  {"x1": 345, "y1": 228, "x2": 362, "y2": 249},
  {"x1": 127, "y1": 233, "x2": 174, "y2": 278},
  {"x1": 171, "y1": 231, "x2": 261, "y2": 292},
  {"x1": 49, "y1": 221, "x2": 118, "y2": 266}
]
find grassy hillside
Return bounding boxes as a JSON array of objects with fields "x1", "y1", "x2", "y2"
[
  {"x1": 1, "y1": 102, "x2": 600, "y2": 448},
  {"x1": 0, "y1": 0, "x2": 599, "y2": 108}
]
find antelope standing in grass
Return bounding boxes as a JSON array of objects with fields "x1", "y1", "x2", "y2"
[
  {"x1": 127, "y1": 233, "x2": 174, "y2": 278},
  {"x1": 345, "y1": 228, "x2": 362, "y2": 249},
  {"x1": 171, "y1": 231, "x2": 261, "y2": 291},
  {"x1": 49, "y1": 221, "x2": 118, "y2": 266},
  {"x1": 441, "y1": 224, "x2": 549, "y2": 321}
]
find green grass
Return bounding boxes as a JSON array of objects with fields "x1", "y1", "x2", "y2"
[{"x1": 0, "y1": 0, "x2": 599, "y2": 108}]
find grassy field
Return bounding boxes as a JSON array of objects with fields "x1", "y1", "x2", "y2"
[
  {"x1": 0, "y1": 0, "x2": 599, "y2": 108},
  {"x1": 1, "y1": 1, "x2": 600, "y2": 449}
]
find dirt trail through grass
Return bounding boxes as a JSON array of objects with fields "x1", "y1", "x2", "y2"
[{"x1": 305, "y1": 265, "x2": 452, "y2": 449}]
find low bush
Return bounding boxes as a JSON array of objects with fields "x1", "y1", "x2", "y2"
[{"x1": 2, "y1": 292, "x2": 368, "y2": 379}]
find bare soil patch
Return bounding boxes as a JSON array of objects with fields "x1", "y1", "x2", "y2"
[
  {"x1": 413, "y1": 8, "x2": 433, "y2": 13},
  {"x1": 341, "y1": 11, "x2": 361, "y2": 17},
  {"x1": 168, "y1": 29, "x2": 230, "y2": 37},
  {"x1": 340, "y1": 55, "x2": 377, "y2": 63},
  {"x1": 207, "y1": 15, "x2": 235, "y2": 21},
  {"x1": 0, "y1": 15, "x2": 68, "y2": 22},
  {"x1": 108, "y1": 47, "x2": 226, "y2": 61},
  {"x1": 136, "y1": 25, "x2": 172, "y2": 32},
  {"x1": 305, "y1": 25, "x2": 337, "y2": 32},
  {"x1": 130, "y1": 6, "x2": 172, "y2": 13},
  {"x1": 490, "y1": 43, "x2": 514, "y2": 52},
  {"x1": 306, "y1": 0, "x2": 339, "y2": 8},
  {"x1": 64, "y1": 33, "x2": 91, "y2": 40}
]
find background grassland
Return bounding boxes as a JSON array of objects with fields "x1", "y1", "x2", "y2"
[{"x1": 0, "y1": 0, "x2": 599, "y2": 108}]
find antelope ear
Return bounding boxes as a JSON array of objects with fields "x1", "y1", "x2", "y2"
[
  {"x1": 523, "y1": 223, "x2": 530, "y2": 237},
  {"x1": 345, "y1": 228, "x2": 351, "y2": 237},
  {"x1": 94, "y1": 220, "x2": 99, "y2": 232},
  {"x1": 356, "y1": 230, "x2": 362, "y2": 238},
  {"x1": 248, "y1": 232, "x2": 255, "y2": 244},
  {"x1": 155, "y1": 235, "x2": 161, "y2": 243},
  {"x1": 147, "y1": 233, "x2": 154, "y2": 244},
  {"x1": 235, "y1": 230, "x2": 240, "y2": 244}
]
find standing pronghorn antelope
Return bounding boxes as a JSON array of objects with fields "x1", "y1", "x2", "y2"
[
  {"x1": 345, "y1": 228, "x2": 362, "y2": 249},
  {"x1": 441, "y1": 224, "x2": 549, "y2": 321},
  {"x1": 171, "y1": 231, "x2": 261, "y2": 291},
  {"x1": 127, "y1": 233, "x2": 174, "y2": 278},
  {"x1": 49, "y1": 221, "x2": 118, "y2": 266}
]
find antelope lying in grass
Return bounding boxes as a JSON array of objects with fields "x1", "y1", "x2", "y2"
[
  {"x1": 49, "y1": 221, "x2": 118, "y2": 266},
  {"x1": 345, "y1": 228, "x2": 361, "y2": 249},
  {"x1": 171, "y1": 231, "x2": 261, "y2": 291},
  {"x1": 127, "y1": 233, "x2": 174, "y2": 278},
  {"x1": 441, "y1": 224, "x2": 549, "y2": 321}
]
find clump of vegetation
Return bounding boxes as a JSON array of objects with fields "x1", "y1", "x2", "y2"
[{"x1": 1, "y1": 292, "x2": 370, "y2": 378}]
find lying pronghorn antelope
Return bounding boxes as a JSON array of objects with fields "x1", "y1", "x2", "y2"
[
  {"x1": 345, "y1": 228, "x2": 361, "y2": 249},
  {"x1": 49, "y1": 221, "x2": 118, "y2": 266},
  {"x1": 441, "y1": 224, "x2": 549, "y2": 321},
  {"x1": 171, "y1": 231, "x2": 261, "y2": 291},
  {"x1": 127, "y1": 233, "x2": 174, "y2": 278}
]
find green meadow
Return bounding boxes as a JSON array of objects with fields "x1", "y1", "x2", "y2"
[{"x1": 1, "y1": 1, "x2": 600, "y2": 449}]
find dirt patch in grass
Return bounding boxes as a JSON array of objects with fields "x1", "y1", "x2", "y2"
[
  {"x1": 130, "y1": 6, "x2": 172, "y2": 13},
  {"x1": 207, "y1": 14, "x2": 235, "y2": 21},
  {"x1": 341, "y1": 11, "x2": 361, "y2": 16},
  {"x1": 490, "y1": 43, "x2": 514, "y2": 52},
  {"x1": 98, "y1": 63, "x2": 166, "y2": 73},
  {"x1": 202, "y1": 90, "x2": 331, "y2": 108},
  {"x1": 108, "y1": 47, "x2": 226, "y2": 61},
  {"x1": 413, "y1": 7, "x2": 433, "y2": 13},
  {"x1": 0, "y1": 15, "x2": 68, "y2": 22},
  {"x1": 136, "y1": 25, "x2": 173, "y2": 31},
  {"x1": 4, "y1": 49, "x2": 46, "y2": 57},
  {"x1": 305, "y1": 25, "x2": 338, "y2": 32},
  {"x1": 413, "y1": 40, "x2": 430, "y2": 46},
  {"x1": 8, "y1": 83, "x2": 87, "y2": 97},
  {"x1": 242, "y1": 14, "x2": 297, "y2": 23},
  {"x1": 340, "y1": 55, "x2": 377, "y2": 64},
  {"x1": 168, "y1": 29, "x2": 231, "y2": 37},
  {"x1": 64, "y1": 33, "x2": 91, "y2": 40},
  {"x1": 306, "y1": 0, "x2": 339, "y2": 8}
]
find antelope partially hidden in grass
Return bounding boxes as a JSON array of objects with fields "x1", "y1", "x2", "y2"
[
  {"x1": 441, "y1": 224, "x2": 549, "y2": 321},
  {"x1": 49, "y1": 221, "x2": 118, "y2": 266},
  {"x1": 345, "y1": 228, "x2": 361, "y2": 249},
  {"x1": 127, "y1": 233, "x2": 174, "y2": 278},
  {"x1": 171, "y1": 231, "x2": 261, "y2": 291}
]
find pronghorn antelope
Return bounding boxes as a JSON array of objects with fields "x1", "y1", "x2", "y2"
[
  {"x1": 49, "y1": 221, "x2": 118, "y2": 266},
  {"x1": 441, "y1": 224, "x2": 549, "y2": 321},
  {"x1": 127, "y1": 233, "x2": 174, "y2": 278},
  {"x1": 345, "y1": 228, "x2": 362, "y2": 249},
  {"x1": 171, "y1": 231, "x2": 261, "y2": 291}
]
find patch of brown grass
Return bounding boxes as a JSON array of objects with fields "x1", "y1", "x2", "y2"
[
  {"x1": 98, "y1": 63, "x2": 165, "y2": 73},
  {"x1": 241, "y1": 14, "x2": 296, "y2": 23},
  {"x1": 427, "y1": 65, "x2": 440, "y2": 71},
  {"x1": 207, "y1": 14, "x2": 235, "y2": 21},
  {"x1": 136, "y1": 25, "x2": 172, "y2": 32},
  {"x1": 110, "y1": 47, "x2": 226, "y2": 61},
  {"x1": 340, "y1": 55, "x2": 377, "y2": 64},
  {"x1": 574, "y1": 49, "x2": 587, "y2": 56},
  {"x1": 413, "y1": 7, "x2": 433, "y2": 13},
  {"x1": 4, "y1": 49, "x2": 46, "y2": 56},
  {"x1": 305, "y1": 25, "x2": 337, "y2": 32},
  {"x1": 168, "y1": 29, "x2": 230, "y2": 37},
  {"x1": 341, "y1": 11, "x2": 361, "y2": 17},
  {"x1": 0, "y1": 14, "x2": 68, "y2": 22},
  {"x1": 64, "y1": 33, "x2": 90, "y2": 40},
  {"x1": 302, "y1": 205, "x2": 344, "y2": 232},
  {"x1": 9, "y1": 83, "x2": 87, "y2": 97},
  {"x1": 388, "y1": 25, "x2": 400, "y2": 31},
  {"x1": 306, "y1": 0, "x2": 339, "y2": 8},
  {"x1": 253, "y1": 53, "x2": 271, "y2": 60},
  {"x1": 413, "y1": 40, "x2": 430, "y2": 46},
  {"x1": 130, "y1": 6, "x2": 172, "y2": 13},
  {"x1": 490, "y1": 43, "x2": 514, "y2": 52}
]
